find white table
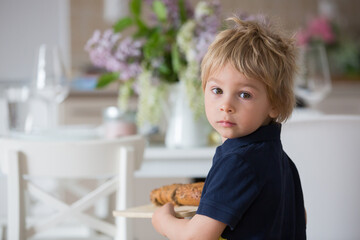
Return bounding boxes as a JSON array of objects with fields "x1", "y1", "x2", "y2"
[
  {"x1": 135, "y1": 146, "x2": 216, "y2": 178},
  {"x1": 0, "y1": 108, "x2": 323, "y2": 180},
  {"x1": 134, "y1": 108, "x2": 324, "y2": 179}
]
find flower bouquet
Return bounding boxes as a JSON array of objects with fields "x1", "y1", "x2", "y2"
[
  {"x1": 296, "y1": 16, "x2": 360, "y2": 79},
  {"x1": 85, "y1": 0, "x2": 221, "y2": 127}
]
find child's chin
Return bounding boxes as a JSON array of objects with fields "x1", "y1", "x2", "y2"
[{"x1": 220, "y1": 131, "x2": 241, "y2": 139}]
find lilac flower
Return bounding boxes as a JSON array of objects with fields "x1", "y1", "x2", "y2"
[
  {"x1": 114, "y1": 37, "x2": 144, "y2": 61},
  {"x1": 145, "y1": 0, "x2": 194, "y2": 28},
  {"x1": 192, "y1": 1, "x2": 221, "y2": 63},
  {"x1": 84, "y1": 29, "x2": 121, "y2": 69},
  {"x1": 195, "y1": 31, "x2": 216, "y2": 63},
  {"x1": 163, "y1": 0, "x2": 180, "y2": 26},
  {"x1": 105, "y1": 56, "x2": 122, "y2": 72},
  {"x1": 84, "y1": 30, "x2": 101, "y2": 51},
  {"x1": 119, "y1": 62, "x2": 143, "y2": 81},
  {"x1": 85, "y1": 29, "x2": 144, "y2": 81}
]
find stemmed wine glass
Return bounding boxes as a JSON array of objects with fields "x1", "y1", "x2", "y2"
[
  {"x1": 295, "y1": 44, "x2": 332, "y2": 108},
  {"x1": 32, "y1": 44, "x2": 70, "y2": 129}
]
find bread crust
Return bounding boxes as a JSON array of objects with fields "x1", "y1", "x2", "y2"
[
  {"x1": 174, "y1": 182, "x2": 204, "y2": 206},
  {"x1": 150, "y1": 182, "x2": 204, "y2": 206}
]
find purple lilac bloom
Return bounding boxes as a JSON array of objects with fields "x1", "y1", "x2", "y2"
[
  {"x1": 119, "y1": 62, "x2": 143, "y2": 81},
  {"x1": 112, "y1": 37, "x2": 144, "y2": 81},
  {"x1": 114, "y1": 37, "x2": 144, "y2": 61},
  {"x1": 163, "y1": 0, "x2": 180, "y2": 26},
  {"x1": 193, "y1": 1, "x2": 221, "y2": 63},
  {"x1": 105, "y1": 56, "x2": 122, "y2": 72},
  {"x1": 85, "y1": 29, "x2": 120, "y2": 69},
  {"x1": 144, "y1": 0, "x2": 154, "y2": 5},
  {"x1": 184, "y1": 0, "x2": 194, "y2": 19},
  {"x1": 195, "y1": 31, "x2": 216, "y2": 63},
  {"x1": 85, "y1": 29, "x2": 144, "y2": 81},
  {"x1": 84, "y1": 30, "x2": 101, "y2": 51},
  {"x1": 145, "y1": 0, "x2": 194, "y2": 28}
]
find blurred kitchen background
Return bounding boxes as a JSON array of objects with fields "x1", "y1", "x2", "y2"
[
  {"x1": 1, "y1": 0, "x2": 360, "y2": 135},
  {"x1": 1, "y1": 0, "x2": 360, "y2": 239}
]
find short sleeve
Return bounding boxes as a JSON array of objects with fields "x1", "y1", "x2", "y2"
[{"x1": 197, "y1": 153, "x2": 261, "y2": 230}]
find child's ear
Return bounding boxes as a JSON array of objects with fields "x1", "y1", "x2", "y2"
[{"x1": 269, "y1": 106, "x2": 279, "y2": 119}]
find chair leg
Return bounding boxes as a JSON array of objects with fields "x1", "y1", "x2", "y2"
[
  {"x1": 0, "y1": 224, "x2": 3, "y2": 240},
  {"x1": 8, "y1": 151, "x2": 27, "y2": 240}
]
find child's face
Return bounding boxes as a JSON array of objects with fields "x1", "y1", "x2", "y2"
[{"x1": 204, "y1": 63, "x2": 278, "y2": 141}]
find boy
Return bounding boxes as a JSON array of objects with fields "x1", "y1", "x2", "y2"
[{"x1": 152, "y1": 16, "x2": 306, "y2": 240}]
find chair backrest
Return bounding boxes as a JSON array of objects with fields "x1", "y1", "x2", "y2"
[
  {"x1": 1, "y1": 135, "x2": 146, "y2": 240},
  {"x1": 1, "y1": 134, "x2": 145, "y2": 178},
  {"x1": 281, "y1": 115, "x2": 360, "y2": 240}
]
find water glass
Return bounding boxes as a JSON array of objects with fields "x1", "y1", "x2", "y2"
[
  {"x1": 6, "y1": 86, "x2": 32, "y2": 133},
  {"x1": 295, "y1": 44, "x2": 332, "y2": 107},
  {"x1": 32, "y1": 44, "x2": 70, "y2": 128}
]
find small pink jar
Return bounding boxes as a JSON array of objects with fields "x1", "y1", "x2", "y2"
[{"x1": 103, "y1": 106, "x2": 137, "y2": 138}]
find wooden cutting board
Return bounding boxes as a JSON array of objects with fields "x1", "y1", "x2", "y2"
[{"x1": 113, "y1": 204, "x2": 198, "y2": 218}]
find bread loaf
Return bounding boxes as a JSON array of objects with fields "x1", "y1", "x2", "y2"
[{"x1": 150, "y1": 182, "x2": 204, "y2": 206}]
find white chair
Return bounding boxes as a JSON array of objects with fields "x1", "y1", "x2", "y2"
[
  {"x1": 1, "y1": 135, "x2": 146, "y2": 240},
  {"x1": 281, "y1": 115, "x2": 360, "y2": 240}
]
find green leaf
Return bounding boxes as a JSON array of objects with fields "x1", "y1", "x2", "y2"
[
  {"x1": 171, "y1": 43, "x2": 181, "y2": 73},
  {"x1": 113, "y1": 17, "x2": 133, "y2": 33},
  {"x1": 134, "y1": 17, "x2": 148, "y2": 33},
  {"x1": 96, "y1": 72, "x2": 119, "y2": 88},
  {"x1": 130, "y1": 0, "x2": 141, "y2": 18},
  {"x1": 133, "y1": 26, "x2": 149, "y2": 38},
  {"x1": 178, "y1": 0, "x2": 187, "y2": 24},
  {"x1": 158, "y1": 63, "x2": 170, "y2": 75},
  {"x1": 153, "y1": 0, "x2": 167, "y2": 22},
  {"x1": 143, "y1": 29, "x2": 163, "y2": 59}
]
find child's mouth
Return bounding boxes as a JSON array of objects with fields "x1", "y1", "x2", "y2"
[{"x1": 217, "y1": 120, "x2": 236, "y2": 127}]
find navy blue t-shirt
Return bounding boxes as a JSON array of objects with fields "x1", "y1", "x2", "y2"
[{"x1": 197, "y1": 123, "x2": 306, "y2": 239}]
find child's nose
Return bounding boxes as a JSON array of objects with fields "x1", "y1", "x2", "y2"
[{"x1": 220, "y1": 103, "x2": 235, "y2": 113}]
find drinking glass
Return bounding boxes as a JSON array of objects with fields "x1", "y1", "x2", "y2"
[
  {"x1": 295, "y1": 45, "x2": 332, "y2": 107},
  {"x1": 5, "y1": 85, "x2": 32, "y2": 133},
  {"x1": 32, "y1": 44, "x2": 69, "y2": 128}
]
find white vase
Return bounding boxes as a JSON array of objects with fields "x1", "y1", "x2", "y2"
[{"x1": 164, "y1": 81, "x2": 211, "y2": 148}]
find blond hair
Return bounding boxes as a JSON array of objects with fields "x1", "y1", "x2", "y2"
[{"x1": 201, "y1": 16, "x2": 297, "y2": 122}]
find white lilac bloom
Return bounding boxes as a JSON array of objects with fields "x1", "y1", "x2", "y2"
[
  {"x1": 136, "y1": 69, "x2": 168, "y2": 126},
  {"x1": 177, "y1": 1, "x2": 220, "y2": 64},
  {"x1": 194, "y1": 1, "x2": 213, "y2": 20},
  {"x1": 177, "y1": 20, "x2": 196, "y2": 62}
]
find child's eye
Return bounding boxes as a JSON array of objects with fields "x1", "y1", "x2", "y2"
[
  {"x1": 239, "y1": 92, "x2": 251, "y2": 99},
  {"x1": 211, "y1": 88, "x2": 223, "y2": 95}
]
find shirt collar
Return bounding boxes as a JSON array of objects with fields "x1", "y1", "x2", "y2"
[{"x1": 220, "y1": 123, "x2": 282, "y2": 152}]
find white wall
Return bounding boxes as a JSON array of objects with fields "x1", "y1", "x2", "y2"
[
  {"x1": 0, "y1": 0, "x2": 70, "y2": 136},
  {"x1": 0, "y1": 0, "x2": 70, "y2": 219},
  {"x1": 0, "y1": 0, "x2": 70, "y2": 82}
]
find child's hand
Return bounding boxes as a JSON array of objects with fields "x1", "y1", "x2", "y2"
[
  {"x1": 152, "y1": 202, "x2": 176, "y2": 237},
  {"x1": 152, "y1": 202, "x2": 226, "y2": 240}
]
